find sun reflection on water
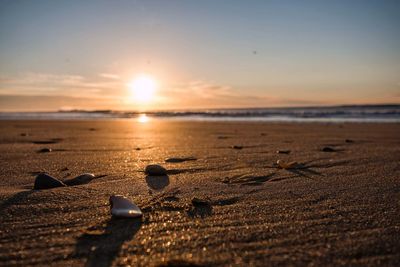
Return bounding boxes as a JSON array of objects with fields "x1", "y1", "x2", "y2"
[{"x1": 138, "y1": 114, "x2": 149, "y2": 123}]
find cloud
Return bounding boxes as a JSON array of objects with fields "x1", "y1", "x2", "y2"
[
  {"x1": 160, "y1": 80, "x2": 269, "y2": 108},
  {"x1": 0, "y1": 72, "x2": 125, "y2": 98},
  {"x1": 99, "y1": 73, "x2": 120, "y2": 80},
  {"x1": 0, "y1": 94, "x2": 122, "y2": 111},
  {"x1": 155, "y1": 80, "x2": 332, "y2": 109},
  {"x1": 0, "y1": 73, "x2": 335, "y2": 111},
  {"x1": 164, "y1": 80, "x2": 238, "y2": 99},
  {"x1": 186, "y1": 81, "x2": 236, "y2": 99}
]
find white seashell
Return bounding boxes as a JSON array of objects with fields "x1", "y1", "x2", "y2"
[{"x1": 109, "y1": 195, "x2": 143, "y2": 218}]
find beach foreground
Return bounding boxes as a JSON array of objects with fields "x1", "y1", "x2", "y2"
[{"x1": 0, "y1": 120, "x2": 399, "y2": 266}]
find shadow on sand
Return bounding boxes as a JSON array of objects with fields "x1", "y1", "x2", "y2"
[
  {"x1": 187, "y1": 204, "x2": 213, "y2": 218},
  {"x1": 145, "y1": 175, "x2": 170, "y2": 191},
  {"x1": 74, "y1": 217, "x2": 142, "y2": 267},
  {"x1": 0, "y1": 190, "x2": 35, "y2": 214}
]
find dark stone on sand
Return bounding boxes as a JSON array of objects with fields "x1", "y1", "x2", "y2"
[
  {"x1": 89, "y1": 128, "x2": 97, "y2": 131},
  {"x1": 20, "y1": 133, "x2": 28, "y2": 137},
  {"x1": 217, "y1": 136, "x2": 229, "y2": 139},
  {"x1": 345, "y1": 139, "x2": 354, "y2": 143},
  {"x1": 165, "y1": 157, "x2": 197, "y2": 163},
  {"x1": 191, "y1": 197, "x2": 211, "y2": 207},
  {"x1": 232, "y1": 145, "x2": 243, "y2": 149},
  {"x1": 276, "y1": 150, "x2": 290, "y2": 154},
  {"x1": 188, "y1": 197, "x2": 213, "y2": 218},
  {"x1": 135, "y1": 147, "x2": 141, "y2": 151},
  {"x1": 32, "y1": 138, "x2": 63, "y2": 144},
  {"x1": 164, "y1": 195, "x2": 180, "y2": 202},
  {"x1": 64, "y1": 173, "x2": 95, "y2": 186},
  {"x1": 213, "y1": 196, "x2": 240, "y2": 206},
  {"x1": 37, "y1": 148, "x2": 52, "y2": 153},
  {"x1": 322, "y1": 147, "x2": 336, "y2": 152},
  {"x1": 34, "y1": 173, "x2": 66, "y2": 189},
  {"x1": 145, "y1": 164, "x2": 167, "y2": 176}
]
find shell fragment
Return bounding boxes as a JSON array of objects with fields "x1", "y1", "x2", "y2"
[
  {"x1": 64, "y1": 173, "x2": 95, "y2": 186},
  {"x1": 277, "y1": 160, "x2": 299, "y2": 170}
]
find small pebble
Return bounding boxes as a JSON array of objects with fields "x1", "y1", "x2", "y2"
[
  {"x1": 322, "y1": 147, "x2": 336, "y2": 152},
  {"x1": 64, "y1": 173, "x2": 95, "y2": 186},
  {"x1": 110, "y1": 195, "x2": 142, "y2": 218},
  {"x1": 32, "y1": 139, "x2": 61, "y2": 144},
  {"x1": 34, "y1": 173, "x2": 66, "y2": 189},
  {"x1": 276, "y1": 160, "x2": 298, "y2": 170},
  {"x1": 165, "y1": 157, "x2": 197, "y2": 163},
  {"x1": 276, "y1": 150, "x2": 290, "y2": 154},
  {"x1": 145, "y1": 164, "x2": 167, "y2": 176},
  {"x1": 164, "y1": 195, "x2": 180, "y2": 202},
  {"x1": 37, "y1": 148, "x2": 52, "y2": 153},
  {"x1": 345, "y1": 139, "x2": 354, "y2": 143},
  {"x1": 232, "y1": 145, "x2": 243, "y2": 150},
  {"x1": 191, "y1": 197, "x2": 211, "y2": 207}
]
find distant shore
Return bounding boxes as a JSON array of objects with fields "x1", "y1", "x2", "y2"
[{"x1": 1, "y1": 104, "x2": 400, "y2": 123}]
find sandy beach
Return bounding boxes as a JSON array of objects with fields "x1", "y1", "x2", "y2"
[{"x1": 0, "y1": 120, "x2": 399, "y2": 266}]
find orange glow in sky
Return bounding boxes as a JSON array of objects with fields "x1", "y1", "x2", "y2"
[{"x1": 0, "y1": 1, "x2": 399, "y2": 111}]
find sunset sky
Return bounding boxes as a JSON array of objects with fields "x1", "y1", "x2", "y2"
[{"x1": 0, "y1": 0, "x2": 399, "y2": 111}]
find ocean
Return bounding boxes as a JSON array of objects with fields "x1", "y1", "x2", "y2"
[{"x1": 1, "y1": 105, "x2": 399, "y2": 123}]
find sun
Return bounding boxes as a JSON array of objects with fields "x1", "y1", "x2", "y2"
[{"x1": 128, "y1": 74, "x2": 157, "y2": 104}]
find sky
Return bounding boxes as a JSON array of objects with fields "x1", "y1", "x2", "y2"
[{"x1": 0, "y1": 0, "x2": 399, "y2": 111}]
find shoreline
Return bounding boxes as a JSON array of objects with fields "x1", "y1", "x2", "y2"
[
  {"x1": 1, "y1": 118, "x2": 400, "y2": 124},
  {"x1": 1, "y1": 104, "x2": 399, "y2": 123}
]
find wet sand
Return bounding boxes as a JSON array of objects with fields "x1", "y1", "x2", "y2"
[{"x1": 0, "y1": 120, "x2": 399, "y2": 266}]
